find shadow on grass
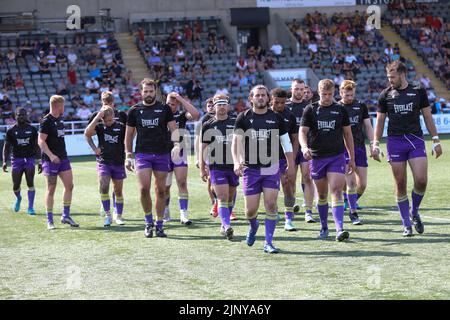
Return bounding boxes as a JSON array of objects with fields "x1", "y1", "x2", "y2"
[{"x1": 280, "y1": 250, "x2": 411, "y2": 257}]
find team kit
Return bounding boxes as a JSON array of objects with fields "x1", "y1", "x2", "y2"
[{"x1": 2, "y1": 61, "x2": 443, "y2": 254}]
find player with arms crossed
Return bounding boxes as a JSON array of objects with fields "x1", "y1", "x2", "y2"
[
  {"x1": 373, "y1": 61, "x2": 442, "y2": 236},
  {"x1": 125, "y1": 79, "x2": 180, "y2": 238},
  {"x1": 38, "y1": 95, "x2": 79, "y2": 230},
  {"x1": 2, "y1": 107, "x2": 41, "y2": 215},
  {"x1": 84, "y1": 105, "x2": 126, "y2": 227},
  {"x1": 200, "y1": 94, "x2": 238, "y2": 240},
  {"x1": 232, "y1": 85, "x2": 295, "y2": 254},
  {"x1": 299, "y1": 79, "x2": 355, "y2": 241}
]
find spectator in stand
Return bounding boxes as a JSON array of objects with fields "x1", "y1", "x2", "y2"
[
  {"x1": 368, "y1": 76, "x2": 379, "y2": 95},
  {"x1": 238, "y1": 71, "x2": 249, "y2": 88},
  {"x1": 67, "y1": 49, "x2": 78, "y2": 65},
  {"x1": 99, "y1": 82, "x2": 110, "y2": 94},
  {"x1": 308, "y1": 41, "x2": 319, "y2": 58},
  {"x1": 89, "y1": 63, "x2": 101, "y2": 80},
  {"x1": 264, "y1": 54, "x2": 276, "y2": 69},
  {"x1": 234, "y1": 97, "x2": 247, "y2": 114},
  {"x1": 227, "y1": 72, "x2": 240, "y2": 90},
  {"x1": 217, "y1": 35, "x2": 228, "y2": 54},
  {"x1": 46, "y1": 45, "x2": 57, "y2": 66},
  {"x1": 137, "y1": 27, "x2": 145, "y2": 44},
  {"x1": 235, "y1": 56, "x2": 248, "y2": 72},
  {"x1": 85, "y1": 78, "x2": 100, "y2": 94},
  {"x1": 67, "y1": 66, "x2": 77, "y2": 87},
  {"x1": 184, "y1": 24, "x2": 193, "y2": 42},
  {"x1": 6, "y1": 49, "x2": 16, "y2": 63},
  {"x1": 420, "y1": 74, "x2": 432, "y2": 89},
  {"x1": 39, "y1": 57, "x2": 51, "y2": 74},
  {"x1": 56, "y1": 50, "x2": 68, "y2": 67},
  {"x1": 186, "y1": 78, "x2": 203, "y2": 102},
  {"x1": 103, "y1": 49, "x2": 113, "y2": 64},
  {"x1": 215, "y1": 85, "x2": 229, "y2": 96},
  {"x1": 309, "y1": 55, "x2": 321, "y2": 72},
  {"x1": 82, "y1": 89, "x2": 95, "y2": 109},
  {"x1": 56, "y1": 79, "x2": 68, "y2": 96},
  {"x1": 29, "y1": 61, "x2": 40, "y2": 74},
  {"x1": 97, "y1": 34, "x2": 108, "y2": 51},
  {"x1": 2, "y1": 73, "x2": 14, "y2": 90},
  {"x1": 14, "y1": 74, "x2": 24, "y2": 89},
  {"x1": 270, "y1": 41, "x2": 283, "y2": 57},
  {"x1": 175, "y1": 44, "x2": 186, "y2": 62},
  {"x1": 76, "y1": 104, "x2": 93, "y2": 121},
  {"x1": 207, "y1": 40, "x2": 219, "y2": 56},
  {"x1": 71, "y1": 91, "x2": 83, "y2": 109}
]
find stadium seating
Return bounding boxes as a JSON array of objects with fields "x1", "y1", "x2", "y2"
[
  {"x1": 0, "y1": 30, "x2": 131, "y2": 125},
  {"x1": 286, "y1": 10, "x2": 422, "y2": 112},
  {"x1": 384, "y1": 1, "x2": 450, "y2": 91},
  {"x1": 131, "y1": 17, "x2": 264, "y2": 108}
]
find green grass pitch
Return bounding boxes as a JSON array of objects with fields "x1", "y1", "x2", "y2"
[{"x1": 1, "y1": 137, "x2": 449, "y2": 299}]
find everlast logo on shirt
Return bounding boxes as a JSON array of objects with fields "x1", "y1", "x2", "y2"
[
  {"x1": 104, "y1": 134, "x2": 119, "y2": 144},
  {"x1": 394, "y1": 102, "x2": 413, "y2": 114},
  {"x1": 142, "y1": 118, "x2": 159, "y2": 127},
  {"x1": 349, "y1": 116, "x2": 360, "y2": 125},
  {"x1": 251, "y1": 129, "x2": 271, "y2": 140},
  {"x1": 317, "y1": 120, "x2": 336, "y2": 130},
  {"x1": 16, "y1": 138, "x2": 30, "y2": 145},
  {"x1": 215, "y1": 134, "x2": 233, "y2": 144}
]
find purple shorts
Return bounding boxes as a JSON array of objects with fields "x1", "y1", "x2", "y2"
[
  {"x1": 11, "y1": 157, "x2": 35, "y2": 173},
  {"x1": 42, "y1": 159, "x2": 72, "y2": 176},
  {"x1": 210, "y1": 169, "x2": 239, "y2": 187},
  {"x1": 279, "y1": 158, "x2": 287, "y2": 175},
  {"x1": 135, "y1": 153, "x2": 171, "y2": 172},
  {"x1": 243, "y1": 166, "x2": 280, "y2": 196},
  {"x1": 295, "y1": 150, "x2": 308, "y2": 165},
  {"x1": 309, "y1": 153, "x2": 346, "y2": 180},
  {"x1": 345, "y1": 146, "x2": 368, "y2": 168},
  {"x1": 97, "y1": 163, "x2": 127, "y2": 180},
  {"x1": 169, "y1": 150, "x2": 188, "y2": 171},
  {"x1": 387, "y1": 134, "x2": 427, "y2": 163}
]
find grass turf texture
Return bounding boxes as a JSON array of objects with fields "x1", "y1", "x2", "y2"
[{"x1": 1, "y1": 137, "x2": 449, "y2": 300}]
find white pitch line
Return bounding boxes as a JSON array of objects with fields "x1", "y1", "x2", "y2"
[{"x1": 422, "y1": 215, "x2": 450, "y2": 222}]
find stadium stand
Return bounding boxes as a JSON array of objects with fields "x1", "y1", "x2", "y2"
[
  {"x1": 286, "y1": 10, "x2": 423, "y2": 112},
  {"x1": 385, "y1": 0, "x2": 449, "y2": 108},
  {"x1": 130, "y1": 17, "x2": 264, "y2": 111},
  {"x1": 0, "y1": 30, "x2": 133, "y2": 126}
]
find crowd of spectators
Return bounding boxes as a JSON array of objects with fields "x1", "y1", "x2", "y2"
[
  {"x1": 388, "y1": 0, "x2": 450, "y2": 92},
  {"x1": 0, "y1": 33, "x2": 139, "y2": 125}
]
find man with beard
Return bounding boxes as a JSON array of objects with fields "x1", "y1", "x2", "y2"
[
  {"x1": 373, "y1": 61, "x2": 442, "y2": 237},
  {"x1": 125, "y1": 78, "x2": 180, "y2": 238},
  {"x1": 232, "y1": 85, "x2": 295, "y2": 253}
]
